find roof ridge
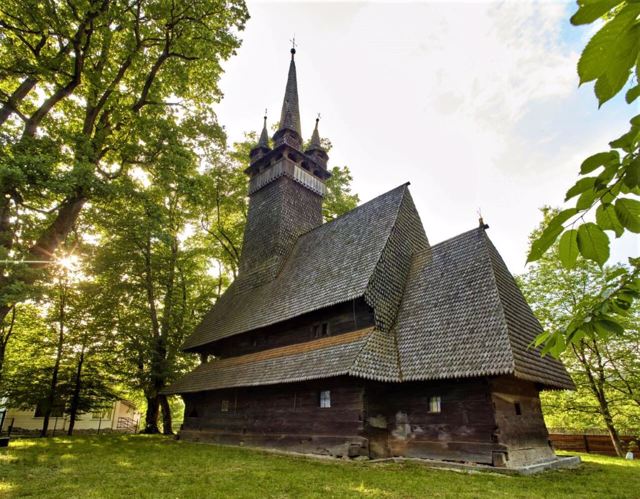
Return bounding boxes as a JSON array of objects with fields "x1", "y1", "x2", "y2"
[
  {"x1": 428, "y1": 226, "x2": 484, "y2": 250},
  {"x1": 361, "y1": 184, "x2": 409, "y2": 293},
  {"x1": 298, "y1": 182, "x2": 410, "y2": 238},
  {"x1": 477, "y1": 230, "x2": 517, "y2": 376}
]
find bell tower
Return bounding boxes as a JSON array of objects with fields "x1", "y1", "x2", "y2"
[{"x1": 237, "y1": 48, "x2": 331, "y2": 290}]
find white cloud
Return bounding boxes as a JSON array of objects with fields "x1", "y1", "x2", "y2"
[{"x1": 215, "y1": 1, "x2": 634, "y2": 270}]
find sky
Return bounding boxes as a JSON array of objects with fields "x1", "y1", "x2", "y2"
[{"x1": 214, "y1": 0, "x2": 639, "y2": 273}]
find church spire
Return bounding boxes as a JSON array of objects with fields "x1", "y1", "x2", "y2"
[
  {"x1": 275, "y1": 48, "x2": 302, "y2": 142},
  {"x1": 308, "y1": 116, "x2": 323, "y2": 151},
  {"x1": 305, "y1": 115, "x2": 328, "y2": 171},
  {"x1": 250, "y1": 112, "x2": 271, "y2": 162},
  {"x1": 258, "y1": 113, "x2": 269, "y2": 148}
]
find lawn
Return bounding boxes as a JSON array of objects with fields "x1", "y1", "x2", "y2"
[{"x1": 1, "y1": 435, "x2": 638, "y2": 498}]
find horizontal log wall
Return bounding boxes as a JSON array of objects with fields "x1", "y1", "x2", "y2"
[
  {"x1": 490, "y1": 376, "x2": 556, "y2": 467},
  {"x1": 550, "y1": 434, "x2": 639, "y2": 456},
  {"x1": 365, "y1": 379, "x2": 500, "y2": 464},
  {"x1": 181, "y1": 377, "x2": 368, "y2": 457},
  {"x1": 210, "y1": 299, "x2": 374, "y2": 358}
]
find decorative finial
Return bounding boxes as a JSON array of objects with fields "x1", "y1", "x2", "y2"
[
  {"x1": 477, "y1": 208, "x2": 489, "y2": 230},
  {"x1": 315, "y1": 113, "x2": 321, "y2": 127},
  {"x1": 290, "y1": 35, "x2": 296, "y2": 57}
]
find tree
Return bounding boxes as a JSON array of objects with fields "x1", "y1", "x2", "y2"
[
  {"x1": 519, "y1": 208, "x2": 640, "y2": 456},
  {"x1": 0, "y1": 0, "x2": 249, "y2": 360},
  {"x1": 526, "y1": 1, "x2": 640, "y2": 354},
  {"x1": 1, "y1": 265, "x2": 117, "y2": 436},
  {"x1": 86, "y1": 127, "x2": 360, "y2": 434}
]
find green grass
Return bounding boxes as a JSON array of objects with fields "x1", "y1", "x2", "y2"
[{"x1": 1, "y1": 435, "x2": 638, "y2": 498}]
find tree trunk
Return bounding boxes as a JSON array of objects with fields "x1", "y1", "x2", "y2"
[
  {"x1": 0, "y1": 307, "x2": 16, "y2": 381},
  {"x1": 67, "y1": 348, "x2": 85, "y2": 436},
  {"x1": 41, "y1": 280, "x2": 67, "y2": 437},
  {"x1": 143, "y1": 395, "x2": 160, "y2": 434},
  {"x1": 575, "y1": 342, "x2": 625, "y2": 457},
  {"x1": 159, "y1": 394, "x2": 173, "y2": 435}
]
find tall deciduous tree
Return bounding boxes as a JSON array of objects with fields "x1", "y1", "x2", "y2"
[
  {"x1": 519, "y1": 208, "x2": 640, "y2": 455},
  {"x1": 0, "y1": 0, "x2": 249, "y2": 359}
]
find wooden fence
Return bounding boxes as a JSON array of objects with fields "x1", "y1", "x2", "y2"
[{"x1": 549, "y1": 433, "x2": 638, "y2": 456}]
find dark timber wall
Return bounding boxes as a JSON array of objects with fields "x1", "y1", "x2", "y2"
[
  {"x1": 364, "y1": 379, "x2": 500, "y2": 464},
  {"x1": 490, "y1": 377, "x2": 555, "y2": 467},
  {"x1": 180, "y1": 377, "x2": 368, "y2": 457},
  {"x1": 208, "y1": 300, "x2": 375, "y2": 358},
  {"x1": 179, "y1": 374, "x2": 555, "y2": 466}
]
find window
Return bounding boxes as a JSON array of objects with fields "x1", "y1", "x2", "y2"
[
  {"x1": 221, "y1": 400, "x2": 230, "y2": 412},
  {"x1": 319, "y1": 390, "x2": 331, "y2": 408},
  {"x1": 514, "y1": 402, "x2": 522, "y2": 416},
  {"x1": 428, "y1": 396, "x2": 441, "y2": 414},
  {"x1": 312, "y1": 322, "x2": 330, "y2": 338}
]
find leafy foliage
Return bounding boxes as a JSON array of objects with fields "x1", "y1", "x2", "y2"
[
  {"x1": 519, "y1": 209, "x2": 640, "y2": 448},
  {"x1": 526, "y1": 1, "x2": 640, "y2": 354},
  {"x1": 0, "y1": 0, "x2": 249, "y2": 333}
]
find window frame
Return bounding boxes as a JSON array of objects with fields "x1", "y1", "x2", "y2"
[
  {"x1": 319, "y1": 390, "x2": 331, "y2": 408},
  {"x1": 221, "y1": 399, "x2": 230, "y2": 412},
  {"x1": 428, "y1": 395, "x2": 442, "y2": 414}
]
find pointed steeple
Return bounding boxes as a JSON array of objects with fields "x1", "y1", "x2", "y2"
[
  {"x1": 250, "y1": 112, "x2": 271, "y2": 162},
  {"x1": 275, "y1": 48, "x2": 302, "y2": 141},
  {"x1": 258, "y1": 114, "x2": 269, "y2": 148},
  {"x1": 305, "y1": 115, "x2": 329, "y2": 171},
  {"x1": 307, "y1": 116, "x2": 323, "y2": 151}
]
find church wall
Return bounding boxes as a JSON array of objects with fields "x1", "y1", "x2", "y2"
[
  {"x1": 364, "y1": 379, "x2": 502, "y2": 464},
  {"x1": 490, "y1": 376, "x2": 556, "y2": 467},
  {"x1": 211, "y1": 299, "x2": 375, "y2": 358},
  {"x1": 180, "y1": 377, "x2": 368, "y2": 457}
]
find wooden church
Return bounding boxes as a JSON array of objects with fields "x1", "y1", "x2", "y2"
[{"x1": 166, "y1": 48, "x2": 574, "y2": 468}]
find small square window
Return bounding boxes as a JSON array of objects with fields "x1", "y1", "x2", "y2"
[
  {"x1": 319, "y1": 390, "x2": 331, "y2": 408},
  {"x1": 514, "y1": 402, "x2": 522, "y2": 416},
  {"x1": 428, "y1": 396, "x2": 441, "y2": 414},
  {"x1": 221, "y1": 400, "x2": 229, "y2": 412}
]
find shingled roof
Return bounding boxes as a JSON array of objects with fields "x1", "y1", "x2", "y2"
[
  {"x1": 182, "y1": 183, "x2": 427, "y2": 351},
  {"x1": 169, "y1": 196, "x2": 574, "y2": 394},
  {"x1": 392, "y1": 228, "x2": 574, "y2": 390}
]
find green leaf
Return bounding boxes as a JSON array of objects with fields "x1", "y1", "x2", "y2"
[
  {"x1": 578, "y1": 5, "x2": 640, "y2": 104},
  {"x1": 580, "y1": 151, "x2": 619, "y2": 173},
  {"x1": 527, "y1": 223, "x2": 563, "y2": 263},
  {"x1": 565, "y1": 177, "x2": 596, "y2": 201},
  {"x1": 577, "y1": 222, "x2": 610, "y2": 266},
  {"x1": 605, "y1": 267, "x2": 627, "y2": 281},
  {"x1": 596, "y1": 203, "x2": 625, "y2": 237},
  {"x1": 558, "y1": 229, "x2": 579, "y2": 269},
  {"x1": 571, "y1": 0, "x2": 625, "y2": 25},
  {"x1": 593, "y1": 318, "x2": 624, "y2": 337},
  {"x1": 610, "y1": 126, "x2": 640, "y2": 151},
  {"x1": 626, "y1": 84, "x2": 640, "y2": 103},
  {"x1": 546, "y1": 208, "x2": 579, "y2": 229},
  {"x1": 576, "y1": 188, "x2": 600, "y2": 210},
  {"x1": 614, "y1": 197, "x2": 640, "y2": 232},
  {"x1": 623, "y1": 156, "x2": 640, "y2": 188}
]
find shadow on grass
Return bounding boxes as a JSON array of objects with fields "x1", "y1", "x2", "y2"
[{"x1": 1, "y1": 435, "x2": 639, "y2": 498}]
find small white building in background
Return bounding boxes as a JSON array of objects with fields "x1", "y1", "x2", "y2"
[{"x1": 2, "y1": 400, "x2": 140, "y2": 433}]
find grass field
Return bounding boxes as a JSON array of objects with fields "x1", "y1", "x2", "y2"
[{"x1": 1, "y1": 434, "x2": 638, "y2": 498}]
